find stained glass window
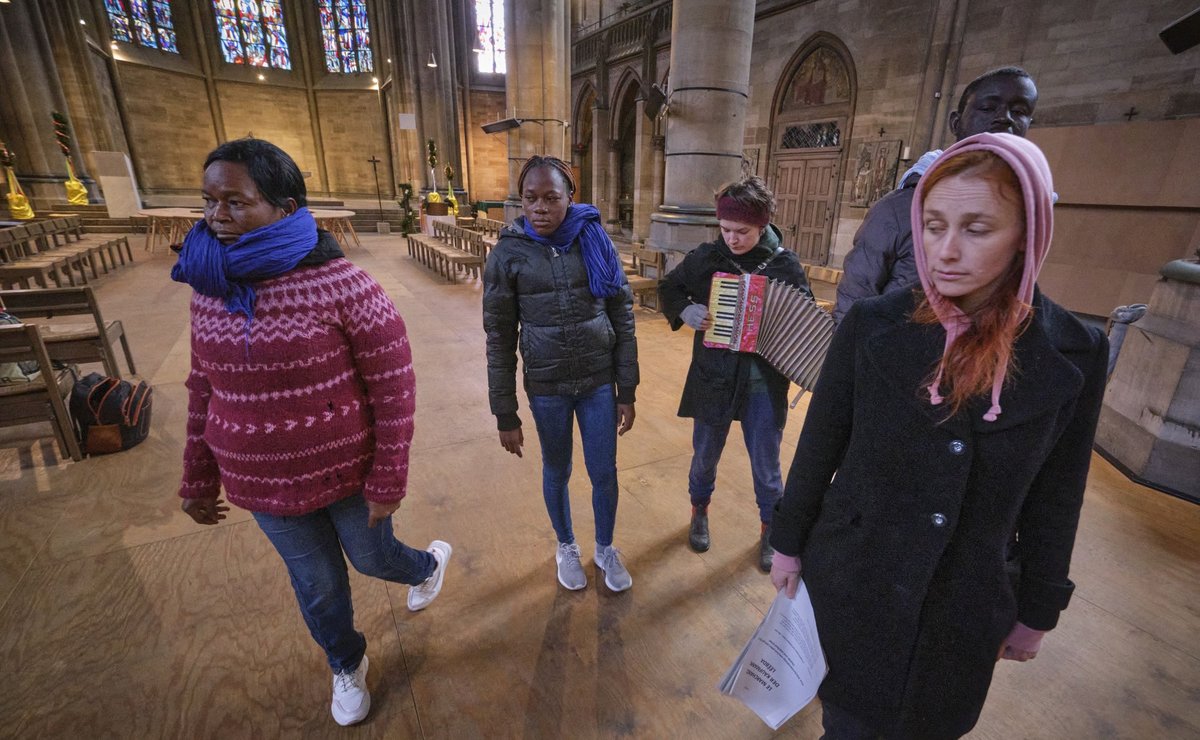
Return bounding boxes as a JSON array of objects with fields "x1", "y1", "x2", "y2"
[
  {"x1": 212, "y1": 0, "x2": 291, "y2": 70},
  {"x1": 105, "y1": 0, "x2": 179, "y2": 53},
  {"x1": 474, "y1": 0, "x2": 505, "y2": 74},
  {"x1": 317, "y1": 1, "x2": 373, "y2": 74}
]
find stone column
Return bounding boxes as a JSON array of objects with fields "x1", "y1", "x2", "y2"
[
  {"x1": 650, "y1": 134, "x2": 665, "y2": 214},
  {"x1": 0, "y1": 0, "x2": 98, "y2": 205},
  {"x1": 503, "y1": 0, "x2": 570, "y2": 222},
  {"x1": 631, "y1": 97, "x2": 652, "y2": 242},
  {"x1": 647, "y1": 0, "x2": 755, "y2": 258},
  {"x1": 403, "y1": 0, "x2": 462, "y2": 196},
  {"x1": 605, "y1": 138, "x2": 620, "y2": 234},
  {"x1": 591, "y1": 100, "x2": 611, "y2": 220}
]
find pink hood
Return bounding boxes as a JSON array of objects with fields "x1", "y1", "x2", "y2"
[{"x1": 909, "y1": 132, "x2": 1056, "y2": 421}]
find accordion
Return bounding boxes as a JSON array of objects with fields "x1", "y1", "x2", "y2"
[{"x1": 703, "y1": 272, "x2": 836, "y2": 391}]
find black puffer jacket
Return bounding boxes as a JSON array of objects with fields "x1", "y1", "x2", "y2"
[
  {"x1": 483, "y1": 224, "x2": 639, "y2": 430},
  {"x1": 833, "y1": 177, "x2": 920, "y2": 325},
  {"x1": 658, "y1": 225, "x2": 811, "y2": 427}
]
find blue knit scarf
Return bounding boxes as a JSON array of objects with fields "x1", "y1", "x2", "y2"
[
  {"x1": 520, "y1": 204, "x2": 625, "y2": 299},
  {"x1": 171, "y1": 207, "x2": 319, "y2": 321}
]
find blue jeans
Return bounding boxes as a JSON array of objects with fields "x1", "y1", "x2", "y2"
[
  {"x1": 252, "y1": 493, "x2": 435, "y2": 674},
  {"x1": 528, "y1": 383, "x2": 619, "y2": 547},
  {"x1": 688, "y1": 390, "x2": 783, "y2": 523}
]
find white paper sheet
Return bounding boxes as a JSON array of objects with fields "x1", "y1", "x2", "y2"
[{"x1": 718, "y1": 583, "x2": 828, "y2": 730}]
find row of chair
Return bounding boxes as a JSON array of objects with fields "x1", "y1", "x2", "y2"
[
  {"x1": 473, "y1": 217, "x2": 505, "y2": 240},
  {"x1": 407, "y1": 221, "x2": 489, "y2": 283},
  {"x1": 0, "y1": 217, "x2": 134, "y2": 290}
]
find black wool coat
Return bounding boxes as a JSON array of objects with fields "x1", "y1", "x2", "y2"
[
  {"x1": 657, "y1": 226, "x2": 811, "y2": 427},
  {"x1": 771, "y1": 288, "x2": 1108, "y2": 739}
]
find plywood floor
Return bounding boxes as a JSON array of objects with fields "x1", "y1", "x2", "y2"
[{"x1": 1, "y1": 234, "x2": 1196, "y2": 738}]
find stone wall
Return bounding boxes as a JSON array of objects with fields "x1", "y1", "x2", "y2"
[
  {"x1": 315, "y1": 91, "x2": 390, "y2": 196},
  {"x1": 117, "y1": 65, "x2": 217, "y2": 192},
  {"x1": 217, "y1": 83, "x2": 320, "y2": 192},
  {"x1": 467, "y1": 89, "x2": 509, "y2": 202}
]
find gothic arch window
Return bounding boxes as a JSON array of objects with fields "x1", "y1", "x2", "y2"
[
  {"x1": 212, "y1": 0, "x2": 291, "y2": 70},
  {"x1": 474, "y1": 0, "x2": 506, "y2": 74},
  {"x1": 317, "y1": 0, "x2": 373, "y2": 74},
  {"x1": 105, "y1": 0, "x2": 179, "y2": 53}
]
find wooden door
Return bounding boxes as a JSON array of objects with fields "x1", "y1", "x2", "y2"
[{"x1": 773, "y1": 154, "x2": 839, "y2": 263}]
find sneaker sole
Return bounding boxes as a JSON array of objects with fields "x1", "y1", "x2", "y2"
[{"x1": 407, "y1": 541, "x2": 452, "y2": 612}]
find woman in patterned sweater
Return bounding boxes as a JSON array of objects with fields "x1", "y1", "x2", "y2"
[{"x1": 173, "y1": 138, "x2": 449, "y2": 727}]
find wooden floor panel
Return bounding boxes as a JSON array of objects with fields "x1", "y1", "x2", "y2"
[{"x1": 0, "y1": 234, "x2": 1196, "y2": 737}]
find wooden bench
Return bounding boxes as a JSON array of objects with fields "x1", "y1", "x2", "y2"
[
  {"x1": 1, "y1": 286, "x2": 138, "y2": 378},
  {"x1": 406, "y1": 221, "x2": 485, "y2": 283}
]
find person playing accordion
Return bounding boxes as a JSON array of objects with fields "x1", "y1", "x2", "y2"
[{"x1": 658, "y1": 176, "x2": 812, "y2": 572}]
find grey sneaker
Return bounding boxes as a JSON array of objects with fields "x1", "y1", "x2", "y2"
[
  {"x1": 594, "y1": 544, "x2": 632, "y2": 592},
  {"x1": 407, "y1": 540, "x2": 452, "y2": 611},
  {"x1": 556, "y1": 542, "x2": 587, "y2": 590}
]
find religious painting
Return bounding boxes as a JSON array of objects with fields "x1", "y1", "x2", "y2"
[
  {"x1": 849, "y1": 139, "x2": 902, "y2": 208},
  {"x1": 742, "y1": 147, "x2": 761, "y2": 178},
  {"x1": 781, "y1": 47, "x2": 851, "y2": 113}
]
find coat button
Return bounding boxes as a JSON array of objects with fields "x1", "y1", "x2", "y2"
[
  {"x1": 931, "y1": 513, "x2": 947, "y2": 527},
  {"x1": 949, "y1": 439, "x2": 966, "y2": 455}
]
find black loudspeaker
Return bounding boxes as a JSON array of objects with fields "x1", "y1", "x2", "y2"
[
  {"x1": 1160, "y1": 7, "x2": 1200, "y2": 54},
  {"x1": 643, "y1": 84, "x2": 667, "y2": 121}
]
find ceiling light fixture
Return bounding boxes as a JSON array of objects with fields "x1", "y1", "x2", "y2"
[
  {"x1": 426, "y1": 52, "x2": 437, "y2": 68},
  {"x1": 257, "y1": 73, "x2": 265, "y2": 80}
]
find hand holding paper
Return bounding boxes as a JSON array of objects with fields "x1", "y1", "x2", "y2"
[{"x1": 718, "y1": 582, "x2": 828, "y2": 730}]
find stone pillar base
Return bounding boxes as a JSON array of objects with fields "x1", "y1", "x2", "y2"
[
  {"x1": 1095, "y1": 260, "x2": 1200, "y2": 503},
  {"x1": 647, "y1": 207, "x2": 719, "y2": 269}
]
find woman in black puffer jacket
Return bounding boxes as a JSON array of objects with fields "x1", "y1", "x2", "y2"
[{"x1": 483, "y1": 156, "x2": 639, "y2": 594}]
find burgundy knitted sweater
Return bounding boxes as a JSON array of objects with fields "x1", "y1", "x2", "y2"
[{"x1": 179, "y1": 258, "x2": 415, "y2": 515}]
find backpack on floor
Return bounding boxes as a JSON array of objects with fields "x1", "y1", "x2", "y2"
[{"x1": 69, "y1": 372, "x2": 153, "y2": 455}]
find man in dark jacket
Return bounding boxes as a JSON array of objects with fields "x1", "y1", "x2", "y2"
[
  {"x1": 833, "y1": 66, "x2": 1039, "y2": 324},
  {"x1": 659, "y1": 177, "x2": 811, "y2": 573}
]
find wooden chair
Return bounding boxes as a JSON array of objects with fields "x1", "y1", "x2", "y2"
[
  {"x1": 0, "y1": 286, "x2": 137, "y2": 377},
  {"x1": 0, "y1": 323, "x2": 83, "y2": 462},
  {"x1": 628, "y1": 246, "x2": 665, "y2": 308}
]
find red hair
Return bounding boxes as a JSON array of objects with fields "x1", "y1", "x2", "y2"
[{"x1": 912, "y1": 151, "x2": 1032, "y2": 417}]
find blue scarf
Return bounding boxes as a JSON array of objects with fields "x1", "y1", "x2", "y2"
[
  {"x1": 171, "y1": 207, "x2": 319, "y2": 321},
  {"x1": 520, "y1": 204, "x2": 625, "y2": 299}
]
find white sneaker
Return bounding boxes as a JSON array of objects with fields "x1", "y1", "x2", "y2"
[
  {"x1": 407, "y1": 540, "x2": 452, "y2": 612},
  {"x1": 331, "y1": 655, "x2": 370, "y2": 726},
  {"x1": 595, "y1": 544, "x2": 633, "y2": 592},
  {"x1": 556, "y1": 542, "x2": 587, "y2": 590}
]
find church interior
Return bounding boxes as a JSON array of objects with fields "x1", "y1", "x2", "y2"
[{"x1": 1, "y1": 0, "x2": 1198, "y2": 736}]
